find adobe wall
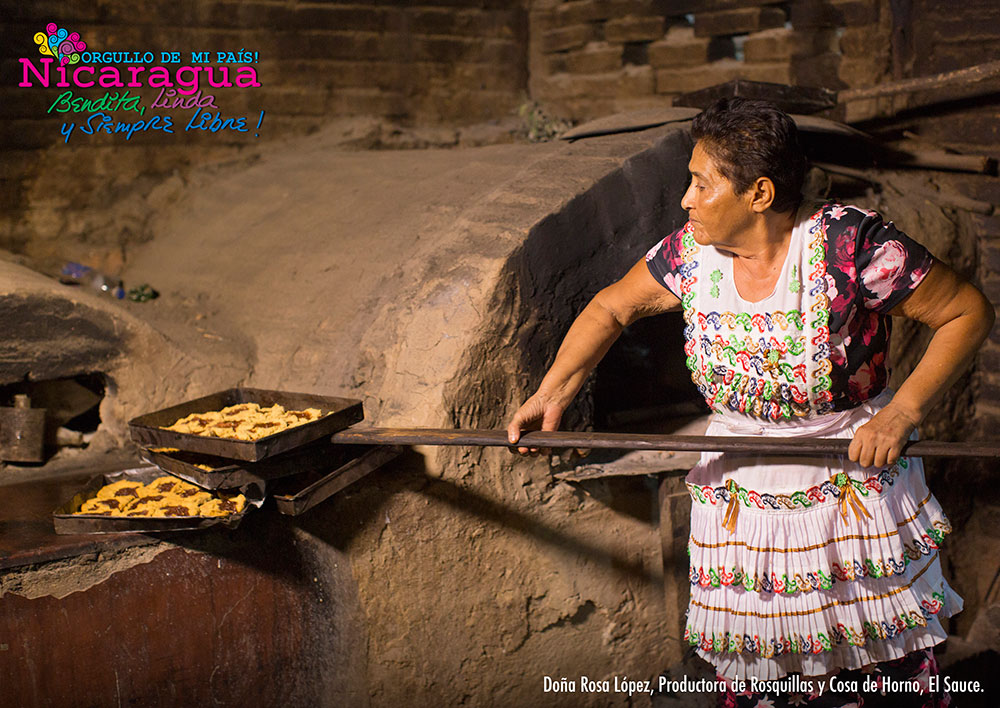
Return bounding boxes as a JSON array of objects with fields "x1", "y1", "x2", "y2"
[{"x1": 529, "y1": 0, "x2": 890, "y2": 121}]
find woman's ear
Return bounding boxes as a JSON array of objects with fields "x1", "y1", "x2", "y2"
[{"x1": 751, "y1": 176, "x2": 776, "y2": 213}]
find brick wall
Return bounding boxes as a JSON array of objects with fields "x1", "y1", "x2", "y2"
[
  {"x1": 0, "y1": 0, "x2": 528, "y2": 271},
  {"x1": 889, "y1": 0, "x2": 1000, "y2": 148},
  {"x1": 530, "y1": 0, "x2": 892, "y2": 122}
]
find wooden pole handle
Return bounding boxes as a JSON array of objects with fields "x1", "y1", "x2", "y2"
[{"x1": 330, "y1": 427, "x2": 1000, "y2": 459}]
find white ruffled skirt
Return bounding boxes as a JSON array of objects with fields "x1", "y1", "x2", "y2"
[{"x1": 684, "y1": 391, "x2": 961, "y2": 680}]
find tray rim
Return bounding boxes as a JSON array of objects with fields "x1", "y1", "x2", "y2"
[
  {"x1": 139, "y1": 437, "x2": 356, "y2": 491},
  {"x1": 52, "y1": 466, "x2": 260, "y2": 534},
  {"x1": 127, "y1": 387, "x2": 364, "y2": 462},
  {"x1": 272, "y1": 445, "x2": 401, "y2": 516}
]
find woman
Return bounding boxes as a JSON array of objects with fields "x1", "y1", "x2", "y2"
[{"x1": 507, "y1": 98, "x2": 994, "y2": 707}]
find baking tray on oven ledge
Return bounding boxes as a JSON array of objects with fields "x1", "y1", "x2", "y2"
[
  {"x1": 140, "y1": 438, "x2": 352, "y2": 491},
  {"x1": 271, "y1": 444, "x2": 402, "y2": 516},
  {"x1": 127, "y1": 388, "x2": 363, "y2": 462},
  {"x1": 53, "y1": 466, "x2": 264, "y2": 535}
]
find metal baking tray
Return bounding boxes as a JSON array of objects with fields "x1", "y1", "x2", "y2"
[
  {"x1": 127, "y1": 388, "x2": 363, "y2": 462},
  {"x1": 53, "y1": 466, "x2": 264, "y2": 535},
  {"x1": 140, "y1": 438, "x2": 352, "y2": 491},
  {"x1": 271, "y1": 445, "x2": 401, "y2": 516}
]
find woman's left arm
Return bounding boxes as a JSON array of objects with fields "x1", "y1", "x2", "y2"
[{"x1": 849, "y1": 259, "x2": 996, "y2": 467}]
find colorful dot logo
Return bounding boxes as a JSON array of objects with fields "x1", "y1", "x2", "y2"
[{"x1": 34, "y1": 23, "x2": 86, "y2": 66}]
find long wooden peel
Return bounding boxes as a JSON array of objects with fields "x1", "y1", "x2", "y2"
[{"x1": 329, "y1": 428, "x2": 999, "y2": 459}]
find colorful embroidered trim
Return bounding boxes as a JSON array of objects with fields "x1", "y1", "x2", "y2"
[
  {"x1": 687, "y1": 458, "x2": 907, "y2": 512},
  {"x1": 689, "y1": 518, "x2": 952, "y2": 595},
  {"x1": 684, "y1": 590, "x2": 946, "y2": 657},
  {"x1": 693, "y1": 333, "x2": 812, "y2": 419},
  {"x1": 680, "y1": 223, "x2": 700, "y2": 356},
  {"x1": 806, "y1": 209, "x2": 834, "y2": 415},
  {"x1": 690, "y1": 492, "x2": 934, "y2": 552},
  {"x1": 698, "y1": 336, "x2": 808, "y2": 386},
  {"x1": 697, "y1": 311, "x2": 805, "y2": 333},
  {"x1": 700, "y1": 334, "x2": 807, "y2": 367},
  {"x1": 692, "y1": 556, "x2": 936, "y2": 617},
  {"x1": 680, "y1": 208, "x2": 834, "y2": 420}
]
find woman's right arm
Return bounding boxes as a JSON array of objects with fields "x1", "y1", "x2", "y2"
[{"x1": 506, "y1": 258, "x2": 681, "y2": 453}]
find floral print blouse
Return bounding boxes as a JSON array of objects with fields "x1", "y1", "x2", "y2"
[{"x1": 645, "y1": 203, "x2": 935, "y2": 414}]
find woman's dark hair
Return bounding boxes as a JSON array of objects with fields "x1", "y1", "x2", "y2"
[{"x1": 691, "y1": 97, "x2": 806, "y2": 214}]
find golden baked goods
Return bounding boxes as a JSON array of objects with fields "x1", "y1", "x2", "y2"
[
  {"x1": 79, "y1": 497, "x2": 131, "y2": 516},
  {"x1": 172, "y1": 486, "x2": 212, "y2": 506},
  {"x1": 159, "y1": 402, "x2": 325, "y2": 441},
  {"x1": 199, "y1": 494, "x2": 247, "y2": 517},
  {"x1": 142, "y1": 475, "x2": 189, "y2": 495},
  {"x1": 96, "y1": 480, "x2": 144, "y2": 502},
  {"x1": 139, "y1": 476, "x2": 208, "y2": 498},
  {"x1": 72, "y1": 476, "x2": 249, "y2": 519},
  {"x1": 124, "y1": 494, "x2": 177, "y2": 516},
  {"x1": 156, "y1": 498, "x2": 205, "y2": 517}
]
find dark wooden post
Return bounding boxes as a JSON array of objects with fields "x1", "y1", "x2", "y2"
[
  {"x1": 658, "y1": 472, "x2": 691, "y2": 664},
  {"x1": 0, "y1": 395, "x2": 46, "y2": 463}
]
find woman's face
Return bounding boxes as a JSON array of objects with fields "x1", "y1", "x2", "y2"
[{"x1": 681, "y1": 141, "x2": 755, "y2": 249}]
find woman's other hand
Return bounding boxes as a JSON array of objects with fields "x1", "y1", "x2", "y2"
[
  {"x1": 850, "y1": 258, "x2": 994, "y2": 468},
  {"x1": 848, "y1": 402, "x2": 920, "y2": 467},
  {"x1": 507, "y1": 392, "x2": 565, "y2": 455}
]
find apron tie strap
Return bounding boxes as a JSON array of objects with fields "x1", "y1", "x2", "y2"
[
  {"x1": 722, "y1": 479, "x2": 741, "y2": 535},
  {"x1": 833, "y1": 472, "x2": 872, "y2": 523}
]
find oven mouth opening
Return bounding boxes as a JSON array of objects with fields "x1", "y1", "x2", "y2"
[
  {"x1": 1, "y1": 372, "x2": 107, "y2": 459},
  {"x1": 593, "y1": 311, "x2": 707, "y2": 435}
]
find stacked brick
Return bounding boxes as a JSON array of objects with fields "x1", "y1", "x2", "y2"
[
  {"x1": 531, "y1": 0, "x2": 889, "y2": 123},
  {"x1": 886, "y1": 0, "x2": 1000, "y2": 148}
]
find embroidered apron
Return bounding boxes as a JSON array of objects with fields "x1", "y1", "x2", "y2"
[{"x1": 676, "y1": 206, "x2": 962, "y2": 681}]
